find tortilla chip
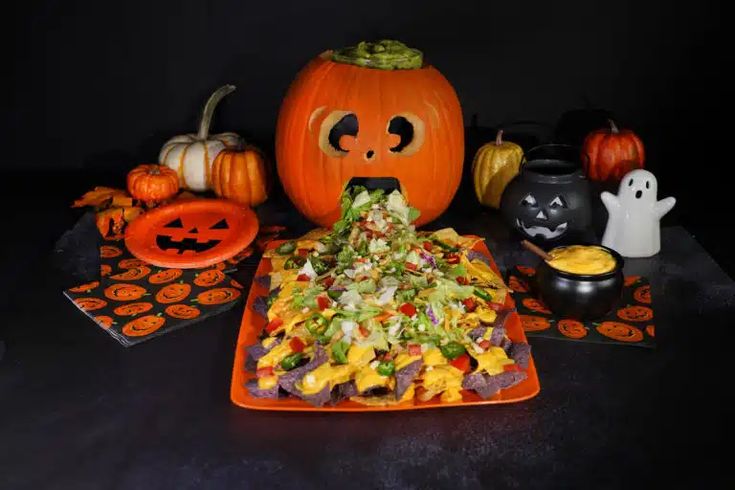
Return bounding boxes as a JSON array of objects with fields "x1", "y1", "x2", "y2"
[
  {"x1": 245, "y1": 379, "x2": 279, "y2": 399},
  {"x1": 508, "y1": 342, "x2": 531, "y2": 369},
  {"x1": 395, "y1": 360, "x2": 423, "y2": 400}
]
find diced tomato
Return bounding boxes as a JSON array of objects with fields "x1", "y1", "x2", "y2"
[
  {"x1": 450, "y1": 353, "x2": 471, "y2": 373},
  {"x1": 456, "y1": 276, "x2": 468, "y2": 285},
  {"x1": 503, "y1": 363, "x2": 523, "y2": 372},
  {"x1": 321, "y1": 276, "x2": 335, "y2": 288},
  {"x1": 462, "y1": 297, "x2": 477, "y2": 312},
  {"x1": 423, "y1": 241, "x2": 433, "y2": 251},
  {"x1": 382, "y1": 352, "x2": 393, "y2": 361},
  {"x1": 316, "y1": 295, "x2": 330, "y2": 311},
  {"x1": 256, "y1": 366, "x2": 274, "y2": 378},
  {"x1": 358, "y1": 325, "x2": 370, "y2": 337},
  {"x1": 446, "y1": 254, "x2": 460, "y2": 264},
  {"x1": 265, "y1": 318, "x2": 284, "y2": 333},
  {"x1": 296, "y1": 274, "x2": 310, "y2": 282},
  {"x1": 296, "y1": 248, "x2": 309, "y2": 257},
  {"x1": 289, "y1": 337, "x2": 305, "y2": 353},
  {"x1": 479, "y1": 339, "x2": 491, "y2": 350},
  {"x1": 399, "y1": 303, "x2": 417, "y2": 316},
  {"x1": 405, "y1": 262, "x2": 417, "y2": 271},
  {"x1": 408, "y1": 344, "x2": 422, "y2": 356}
]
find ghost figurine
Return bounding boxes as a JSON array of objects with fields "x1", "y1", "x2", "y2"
[{"x1": 601, "y1": 169, "x2": 676, "y2": 258}]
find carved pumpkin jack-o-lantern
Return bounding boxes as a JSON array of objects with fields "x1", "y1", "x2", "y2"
[
  {"x1": 125, "y1": 199, "x2": 258, "y2": 268},
  {"x1": 276, "y1": 40, "x2": 464, "y2": 227}
]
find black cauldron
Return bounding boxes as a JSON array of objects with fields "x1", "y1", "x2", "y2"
[
  {"x1": 500, "y1": 144, "x2": 592, "y2": 245},
  {"x1": 535, "y1": 245, "x2": 624, "y2": 321}
]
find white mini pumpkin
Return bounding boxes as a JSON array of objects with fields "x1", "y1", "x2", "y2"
[{"x1": 159, "y1": 85, "x2": 242, "y2": 191}]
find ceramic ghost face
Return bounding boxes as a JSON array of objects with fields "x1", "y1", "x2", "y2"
[{"x1": 619, "y1": 169, "x2": 657, "y2": 206}]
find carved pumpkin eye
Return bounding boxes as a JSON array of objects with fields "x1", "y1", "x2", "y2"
[
  {"x1": 521, "y1": 194, "x2": 537, "y2": 207},
  {"x1": 164, "y1": 218, "x2": 184, "y2": 228},
  {"x1": 210, "y1": 218, "x2": 229, "y2": 230},
  {"x1": 549, "y1": 196, "x2": 566, "y2": 209},
  {"x1": 387, "y1": 112, "x2": 425, "y2": 156},
  {"x1": 317, "y1": 110, "x2": 358, "y2": 158}
]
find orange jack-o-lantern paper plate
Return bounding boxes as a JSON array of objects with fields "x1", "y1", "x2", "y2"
[{"x1": 125, "y1": 199, "x2": 258, "y2": 268}]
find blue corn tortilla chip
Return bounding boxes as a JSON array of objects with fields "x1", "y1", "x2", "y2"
[
  {"x1": 252, "y1": 296, "x2": 269, "y2": 319},
  {"x1": 245, "y1": 379, "x2": 280, "y2": 399},
  {"x1": 495, "y1": 370, "x2": 527, "y2": 389},
  {"x1": 395, "y1": 360, "x2": 423, "y2": 400},
  {"x1": 278, "y1": 345, "x2": 327, "y2": 396},
  {"x1": 462, "y1": 370, "x2": 528, "y2": 399},
  {"x1": 331, "y1": 381, "x2": 358, "y2": 405},
  {"x1": 499, "y1": 337, "x2": 512, "y2": 353},
  {"x1": 254, "y1": 275, "x2": 271, "y2": 289},
  {"x1": 466, "y1": 250, "x2": 491, "y2": 266},
  {"x1": 508, "y1": 342, "x2": 531, "y2": 369},
  {"x1": 245, "y1": 337, "x2": 282, "y2": 371},
  {"x1": 489, "y1": 325, "x2": 505, "y2": 346},
  {"x1": 301, "y1": 385, "x2": 332, "y2": 407},
  {"x1": 468, "y1": 327, "x2": 487, "y2": 340}
]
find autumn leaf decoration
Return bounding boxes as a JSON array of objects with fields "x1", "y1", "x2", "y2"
[{"x1": 72, "y1": 186, "x2": 144, "y2": 239}]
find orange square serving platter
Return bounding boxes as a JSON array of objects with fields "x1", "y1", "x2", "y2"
[{"x1": 230, "y1": 238, "x2": 540, "y2": 411}]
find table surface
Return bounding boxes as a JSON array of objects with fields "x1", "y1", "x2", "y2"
[{"x1": 1, "y1": 196, "x2": 734, "y2": 489}]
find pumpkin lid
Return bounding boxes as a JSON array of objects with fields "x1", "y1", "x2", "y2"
[{"x1": 331, "y1": 40, "x2": 423, "y2": 70}]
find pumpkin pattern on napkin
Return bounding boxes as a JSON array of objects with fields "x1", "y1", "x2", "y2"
[{"x1": 508, "y1": 266, "x2": 655, "y2": 348}]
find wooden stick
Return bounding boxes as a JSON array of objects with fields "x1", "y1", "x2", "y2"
[{"x1": 521, "y1": 240, "x2": 553, "y2": 261}]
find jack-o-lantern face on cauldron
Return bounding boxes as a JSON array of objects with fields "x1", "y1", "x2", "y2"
[
  {"x1": 276, "y1": 40, "x2": 464, "y2": 227},
  {"x1": 125, "y1": 199, "x2": 258, "y2": 268},
  {"x1": 500, "y1": 153, "x2": 592, "y2": 245}
]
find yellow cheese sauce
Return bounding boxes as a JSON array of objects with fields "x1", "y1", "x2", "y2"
[{"x1": 546, "y1": 245, "x2": 616, "y2": 275}]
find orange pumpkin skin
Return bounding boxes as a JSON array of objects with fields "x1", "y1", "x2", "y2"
[
  {"x1": 276, "y1": 52, "x2": 464, "y2": 227},
  {"x1": 110, "y1": 266, "x2": 151, "y2": 281},
  {"x1": 113, "y1": 302, "x2": 154, "y2": 316},
  {"x1": 74, "y1": 297, "x2": 108, "y2": 311},
  {"x1": 646, "y1": 325, "x2": 655, "y2": 337},
  {"x1": 596, "y1": 321, "x2": 644, "y2": 342},
  {"x1": 557, "y1": 319, "x2": 588, "y2": 339},
  {"x1": 617, "y1": 305, "x2": 653, "y2": 322},
  {"x1": 508, "y1": 276, "x2": 528, "y2": 293},
  {"x1": 165, "y1": 304, "x2": 201, "y2": 319},
  {"x1": 211, "y1": 147, "x2": 268, "y2": 207},
  {"x1": 94, "y1": 315, "x2": 115, "y2": 329},
  {"x1": 633, "y1": 285, "x2": 651, "y2": 304},
  {"x1": 516, "y1": 266, "x2": 536, "y2": 277},
  {"x1": 104, "y1": 284, "x2": 147, "y2": 301},
  {"x1": 100, "y1": 264, "x2": 112, "y2": 277},
  {"x1": 127, "y1": 164, "x2": 179, "y2": 203},
  {"x1": 69, "y1": 281, "x2": 100, "y2": 293},
  {"x1": 118, "y1": 258, "x2": 148, "y2": 269},
  {"x1": 522, "y1": 298, "x2": 552, "y2": 314},
  {"x1": 582, "y1": 120, "x2": 645, "y2": 183},
  {"x1": 156, "y1": 283, "x2": 192, "y2": 303},
  {"x1": 122, "y1": 315, "x2": 166, "y2": 337},
  {"x1": 100, "y1": 245, "x2": 123, "y2": 258},
  {"x1": 194, "y1": 269, "x2": 226, "y2": 287},
  {"x1": 197, "y1": 287, "x2": 241, "y2": 305},
  {"x1": 149, "y1": 269, "x2": 183, "y2": 284},
  {"x1": 520, "y1": 315, "x2": 551, "y2": 332}
]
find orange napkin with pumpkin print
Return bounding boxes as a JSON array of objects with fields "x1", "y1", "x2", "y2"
[{"x1": 507, "y1": 266, "x2": 656, "y2": 348}]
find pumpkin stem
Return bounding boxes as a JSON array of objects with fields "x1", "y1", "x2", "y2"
[
  {"x1": 608, "y1": 119, "x2": 620, "y2": 134},
  {"x1": 495, "y1": 129, "x2": 504, "y2": 146},
  {"x1": 197, "y1": 85, "x2": 236, "y2": 140}
]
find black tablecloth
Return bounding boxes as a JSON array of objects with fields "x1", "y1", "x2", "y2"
[{"x1": 1, "y1": 201, "x2": 733, "y2": 488}]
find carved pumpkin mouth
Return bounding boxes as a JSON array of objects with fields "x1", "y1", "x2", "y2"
[
  {"x1": 346, "y1": 176, "x2": 402, "y2": 193},
  {"x1": 516, "y1": 219, "x2": 568, "y2": 239},
  {"x1": 155, "y1": 234, "x2": 222, "y2": 254}
]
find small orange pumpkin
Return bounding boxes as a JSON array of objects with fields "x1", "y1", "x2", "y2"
[
  {"x1": 68, "y1": 281, "x2": 100, "y2": 293},
  {"x1": 633, "y1": 285, "x2": 651, "y2": 304},
  {"x1": 113, "y1": 302, "x2": 154, "y2": 316},
  {"x1": 211, "y1": 147, "x2": 268, "y2": 207},
  {"x1": 645, "y1": 325, "x2": 655, "y2": 337},
  {"x1": 557, "y1": 319, "x2": 588, "y2": 339},
  {"x1": 165, "y1": 304, "x2": 201, "y2": 319},
  {"x1": 508, "y1": 276, "x2": 529, "y2": 293},
  {"x1": 100, "y1": 245, "x2": 123, "y2": 258},
  {"x1": 194, "y1": 269, "x2": 226, "y2": 287},
  {"x1": 104, "y1": 283, "x2": 147, "y2": 301},
  {"x1": 149, "y1": 269, "x2": 183, "y2": 284},
  {"x1": 110, "y1": 266, "x2": 151, "y2": 281},
  {"x1": 122, "y1": 314, "x2": 166, "y2": 337},
  {"x1": 624, "y1": 275, "x2": 641, "y2": 287},
  {"x1": 74, "y1": 297, "x2": 108, "y2": 311},
  {"x1": 617, "y1": 305, "x2": 653, "y2": 322},
  {"x1": 127, "y1": 164, "x2": 179, "y2": 203},
  {"x1": 118, "y1": 258, "x2": 148, "y2": 269},
  {"x1": 596, "y1": 321, "x2": 644, "y2": 342},
  {"x1": 100, "y1": 264, "x2": 112, "y2": 277},
  {"x1": 230, "y1": 279, "x2": 244, "y2": 289},
  {"x1": 516, "y1": 266, "x2": 536, "y2": 277},
  {"x1": 156, "y1": 283, "x2": 192, "y2": 303},
  {"x1": 520, "y1": 315, "x2": 551, "y2": 332},
  {"x1": 582, "y1": 119, "x2": 645, "y2": 183},
  {"x1": 94, "y1": 315, "x2": 115, "y2": 329},
  {"x1": 196, "y1": 287, "x2": 241, "y2": 305},
  {"x1": 522, "y1": 298, "x2": 551, "y2": 314}
]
